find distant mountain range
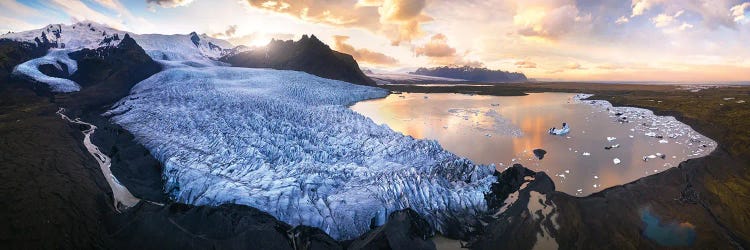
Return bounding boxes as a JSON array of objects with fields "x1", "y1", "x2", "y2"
[
  {"x1": 411, "y1": 65, "x2": 527, "y2": 83},
  {"x1": 220, "y1": 35, "x2": 375, "y2": 86}
]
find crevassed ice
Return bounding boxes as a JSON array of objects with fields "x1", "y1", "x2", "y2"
[
  {"x1": 12, "y1": 49, "x2": 80, "y2": 92},
  {"x1": 106, "y1": 66, "x2": 496, "y2": 239}
]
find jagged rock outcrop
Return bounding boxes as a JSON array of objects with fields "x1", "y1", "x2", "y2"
[
  {"x1": 220, "y1": 35, "x2": 375, "y2": 86},
  {"x1": 346, "y1": 209, "x2": 437, "y2": 250}
]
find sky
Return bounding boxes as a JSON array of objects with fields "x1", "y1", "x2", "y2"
[{"x1": 1, "y1": 0, "x2": 749, "y2": 82}]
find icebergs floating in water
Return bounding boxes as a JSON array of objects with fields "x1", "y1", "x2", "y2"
[
  {"x1": 548, "y1": 123, "x2": 570, "y2": 135},
  {"x1": 613, "y1": 158, "x2": 621, "y2": 165},
  {"x1": 573, "y1": 93, "x2": 716, "y2": 169},
  {"x1": 107, "y1": 66, "x2": 496, "y2": 240}
]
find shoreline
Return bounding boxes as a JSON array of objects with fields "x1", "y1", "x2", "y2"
[{"x1": 381, "y1": 82, "x2": 750, "y2": 248}]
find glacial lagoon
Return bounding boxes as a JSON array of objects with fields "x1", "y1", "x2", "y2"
[{"x1": 352, "y1": 92, "x2": 715, "y2": 196}]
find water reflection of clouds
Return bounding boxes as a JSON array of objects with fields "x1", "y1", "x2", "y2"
[{"x1": 351, "y1": 92, "x2": 714, "y2": 196}]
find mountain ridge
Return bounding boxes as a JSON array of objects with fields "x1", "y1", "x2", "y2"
[
  {"x1": 220, "y1": 34, "x2": 376, "y2": 86},
  {"x1": 411, "y1": 65, "x2": 527, "y2": 83}
]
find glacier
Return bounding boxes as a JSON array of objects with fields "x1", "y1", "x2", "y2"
[
  {"x1": 105, "y1": 66, "x2": 496, "y2": 239},
  {"x1": 11, "y1": 49, "x2": 80, "y2": 92}
]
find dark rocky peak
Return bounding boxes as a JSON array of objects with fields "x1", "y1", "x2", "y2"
[
  {"x1": 34, "y1": 31, "x2": 58, "y2": 48},
  {"x1": 297, "y1": 34, "x2": 328, "y2": 49},
  {"x1": 207, "y1": 41, "x2": 221, "y2": 51},
  {"x1": 189, "y1": 32, "x2": 200, "y2": 47},
  {"x1": 118, "y1": 34, "x2": 138, "y2": 49},
  {"x1": 40, "y1": 32, "x2": 50, "y2": 44},
  {"x1": 220, "y1": 34, "x2": 375, "y2": 86},
  {"x1": 46, "y1": 24, "x2": 62, "y2": 39}
]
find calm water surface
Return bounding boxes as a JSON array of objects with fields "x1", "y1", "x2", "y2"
[{"x1": 351, "y1": 92, "x2": 714, "y2": 196}]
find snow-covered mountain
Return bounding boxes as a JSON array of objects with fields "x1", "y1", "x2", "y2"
[{"x1": 0, "y1": 22, "x2": 238, "y2": 66}]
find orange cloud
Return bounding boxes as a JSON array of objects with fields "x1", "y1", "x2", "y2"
[
  {"x1": 242, "y1": 0, "x2": 430, "y2": 45},
  {"x1": 414, "y1": 33, "x2": 456, "y2": 57},
  {"x1": 333, "y1": 35, "x2": 398, "y2": 66},
  {"x1": 566, "y1": 62, "x2": 584, "y2": 69},
  {"x1": 147, "y1": 0, "x2": 194, "y2": 8},
  {"x1": 210, "y1": 25, "x2": 237, "y2": 38},
  {"x1": 515, "y1": 60, "x2": 537, "y2": 68},
  {"x1": 513, "y1": 0, "x2": 591, "y2": 39}
]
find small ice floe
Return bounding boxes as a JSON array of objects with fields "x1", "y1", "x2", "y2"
[
  {"x1": 577, "y1": 189, "x2": 583, "y2": 193},
  {"x1": 548, "y1": 122, "x2": 570, "y2": 135},
  {"x1": 629, "y1": 135, "x2": 634, "y2": 138},
  {"x1": 593, "y1": 175, "x2": 599, "y2": 179},
  {"x1": 593, "y1": 184, "x2": 599, "y2": 188},
  {"x1": 658, "y1": 139, "x2": 669, "y2": 144},
  {"x1": 485, "y1": 133, "x2": 492, "y2": 137},
  {"x1": 607, "y1": 137, "x2": 616, "y2": 142},
  {"x1": 723, "y1": 97, "x2": 735, "y2": 101},
  {"x1": 604, "y1": 144, "x2": 620, "y2": 150},
  {"x1": 643, "y1": 154, "x2": 664, "y2": 162},
  {"x1": 564, "y1": 170, "x2": 570, "y2": 174},
  {"x1": 582, "y1": 152, "x2": 591, "y2": 156},
  {"x1": 557, "y1": 174, "x2": 566, "y2": 179},
  {"x1": 613, "y1": 158, "x2": 621, "y2": 165},
  {"x1": 738, "y1": 100, "x2": 746, "y2": 104},
  {"x1": 645, "y1": 132, "x2": 658, "y2": 137}
]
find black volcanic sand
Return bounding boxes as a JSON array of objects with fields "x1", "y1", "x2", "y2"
[{"x1": 387, "y1": 82, "x2": 750, "y2": 249}]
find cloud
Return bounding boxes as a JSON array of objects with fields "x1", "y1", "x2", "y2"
[
  {"x1": 48, "y1": 0, "x2": 129, "y2": 29},
  {"x1": 414, "y1": 33, "x2": 456, "y2": 57},
  {"x1": 678, "y1": 22, "x2": 694, "y2": 30},
  {"x1": 597, "y1": 64, "x2": 622, "y2": 70},
  {"x1": 211, "y1": 25, "x2": 237, "y2": 38},
  {"x1": 631, "y1": 0, "x2": 654, "y2": 17},
  {"x1": 513, "y1": 0, "x2": 591, "y2": 39},
  {"x1": 147, "y1": 0, "x2": 195, "y2": 8},
  {"x1": 731, "y1": 2, "x2": 750, "y2": 23},
  {"x1": 333, "y1": 35, "x2": 398, "y2": 66},
  {"x1": 649, "y1": 10, "x2": 695, "y2": 33},
  {"x1": 651, "y1": 10, "x2": 683, "y2": 28},
  {"x1": 241, "y1": 0, "x2": 431, "y2": 45},
  {"x1": 515, "y1": 60, "x2": 537, "y2": 68},
  {"x1": 227, "y1": 32, "x2": 295, "y2": 47},
  {"x1": 629, "y1": 0, "x2": 736, "y2": 29},
  {"x1": 566, "y1": 62, "x2": 585, "y2": 69},
  {"x1": 615, "y1": 16, "x2": 629, "y2": 24}
]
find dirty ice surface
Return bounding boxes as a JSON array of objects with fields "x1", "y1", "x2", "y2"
[{"x1": 351, "y1": 92, "x2": 716, "y2": 196}]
